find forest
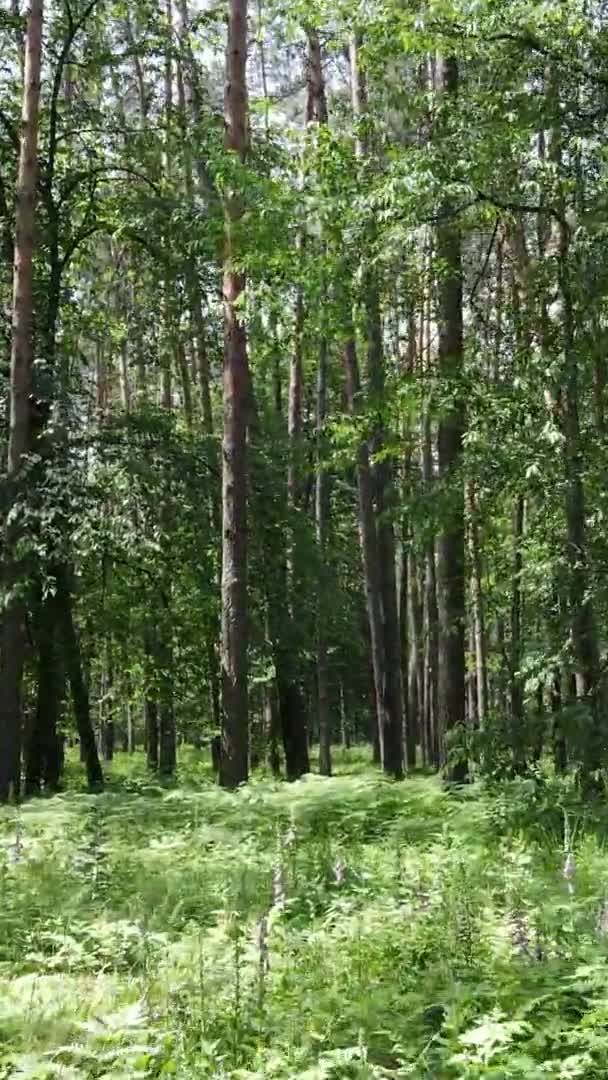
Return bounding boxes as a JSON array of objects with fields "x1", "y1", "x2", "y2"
[{"x1": 3, "y1": 0, "x2": 608, "y2": 1076}]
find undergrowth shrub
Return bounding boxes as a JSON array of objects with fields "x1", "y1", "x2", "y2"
[{"x1": 2, "y1": 749, "x2": 608, "y2": 1077}]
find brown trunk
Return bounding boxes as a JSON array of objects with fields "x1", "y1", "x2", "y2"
[
  {"x1": 146, "y1": 6, "x2": 179, "y2": 780},
  {"x1": 406, "y1": 548, "x2": 423, "y2": 768},
  {"x1": 56, "y1": 566, "x2": 103, "y2": 790},
  {"x1": 375, "y1": 459, "x2": 404, "y2": 777},
  {"x1": 288, "y1": 287, "x2": 304, "y2": 522},
  {"x1": 176, "y1": 2, "x2": 221, "y2": 722},
  {"x1": 263, "y1": 558, "x2": 310, "y2": 780},
  {"x1": 0, "y1": 0, "x2": 44, "y2": 802},
  {"x1": 304, "y1": 29, "x2": 332, "y2": 777},
  {"x1": 177, "y1": 341, "x2": 194, "y2": 430},
  {"x1": 510, "y1": 496, "x2": 525, "y2": 767},
  {"x1": 558, "y1": 221, "x2": 603, "y2": 772},
  {"x1": 144, "y1": 630, "x2": 159, "y2": 769},
  {"x1": 593, "y1": 337, "x2": 605, "y2": 434},
  {"x1": 260, "y1": 329, "x2": 310, "y2": 783},
  {"x1": 276, "y1": 662, "x2": 310, "y2": 780},
  {"x1": 100, "y1": 670, "x2": 115, "y2": 762},
  {"x1": 158, "y1": 619, "x2": 176, "y2": 776},
  {"x1": 145, "y1": 699, "x2": 159, "y2": 770},
  {"x1": 436, "y1": 56, "x2": 467, "y2": 783},
  {"x1": 467, "y1": 624, "x2": 476, "y2": 729},
  {"x1": 264, "y1": 678, "x2": 281, "y2": 775},
  {"x1": 343, "y1": 337, "x2": 394, "y2": 771},
  {"x1": 349, "y1": 36, "x2": 403, "y2": 778},
  {"x1": 420, "y1": 281, "x2": 440, "y2": 765},
  {"x1": 552, "y1": 671, "x2": 567, "y2": 772},
  {"x1": 316, "y1": 338, "x2": 331, "y2": 776},
  {"x1": 25, "y1": 587, "x2": 62, "y2": 795},
  {"x1": 422, "y1": 544, "x2": 440, "y2": 767},
  {"x1": 174, "y1": 0, "x2": 209, "y2": 191},
  {"x1": 194, "y1": 308, "x2": 215, "y2": 441},
  {"x1": 467, "y1": 482, "x2": 488, "y2": 730},
  {"x1": 220, "y1": 0, "x2": 250, "y2": 787},
  {"x1": 305, "y1": 27, "x2": 328, "y2": 124},
  {"x1": 125, "y1": 679, "x2": 134, "y2": 752},
  {"x1": 339, "y1": 679, "x2": 351, "y2": 749}
]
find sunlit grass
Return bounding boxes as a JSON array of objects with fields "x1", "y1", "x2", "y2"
[{"x1": 2, "y1": 750, "x2": 608, "y2": 1077}]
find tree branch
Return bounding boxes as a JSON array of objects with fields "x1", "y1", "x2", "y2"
[
  {"x1": 47, "y1": 0, "x2": 103, "y2": 193},
  {"x1": 469, "y1": 218, "x2": 500, "y2": 303}
]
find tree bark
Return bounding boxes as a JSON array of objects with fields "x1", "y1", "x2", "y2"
[
  {"x1": 288, "y1": 287, "x2": 304, "y2": 526},
  {"x1": 56, "y1": 567, "x2": 103, "y2": 790},
  {"x1": 509, "y1": 495, "x2": 525, "y2": 768},
  {"x1": 467, "y1": 482, "x2": 488, "y2": 731},
  {"x1": 220, "y1": 0, "x2": 250, "y2": 787},
  {"x1": 558, "y1": 221, "x2": 604, "y2": 773},
  {"x1": 349, "y1": 35, "x2": 403, "y2": 778},
  {"x1": 406, "y1": 548, "x2": 423, "y2": 769},
  {"x1": 304, "y1": 28, "x2": 332, "y2": 777},
  {"x1": 343, "y1": 337, "x2": 397, "y2": 772},
  {"x1": 316, "y1": 337, "x2": 331, "y2": 776},
  {"x1": 436, "y1": 56, "x2": 467, "y2": 783},
  {"x1": 0, "y1": 0, "x2": 44, "y2": 802},
  {"x1": 420, "y1": 270, "x2": 440, "y2": 766},
  {"x1": 144, "y1": 629, "x2": 159, "y2": 770},
  {"x1": 25, "y1": 587, "x2": 62, "y2": 795}
]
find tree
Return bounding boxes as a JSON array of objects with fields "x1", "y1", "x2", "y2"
[
  {"x1": 0, "y1": 0, "x2": 44, "y2": 803},
  {"x1": 348, "y1": 34, "x2": 403, "y2": 779},
  {"x1": 435, "y1": 55, "x2": 467, "y2": 784},
  {"x1": 220, "y1": 0, "x2": 250, "y2": 788}
]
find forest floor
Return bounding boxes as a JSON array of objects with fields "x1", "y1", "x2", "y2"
[{"x1": 1, "y1": 749, "x2": 608, "y2": 1079}]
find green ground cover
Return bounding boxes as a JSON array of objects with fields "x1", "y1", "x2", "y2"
[{"x1": 1, "y1": 749, "x2": 608, "y2": 1078}]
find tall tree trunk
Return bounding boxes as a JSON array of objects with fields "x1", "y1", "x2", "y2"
[
  {"x1": 304, "y1": 28, "x2": 332, "y2": 777},
  {"x1": 264, "y1": 677, "x2": 281, "y2": 775},
  {"x1": 316, "y1": 338, "x2": 331, "y2": 776},
  {"x1": 177, "y1": 341, "x2": 194, "y2": 430},
  {"x1": 288, "y1": 288, "x2": 304, "y2": 529},
  {"x1": 543, "y1": 70, "x2": 603, "y2": 774},
  {"x1": 144, "y1": 630, "x2": 159, "y2": 770},
  {"x1": 509, "y1": 495, "x2": 525, "y2": 768},
  {"x1": 406, "y1": 548, "x2": 422, "y2": 768},
  {"x1": 100, "y1": 663, "x2": 115, "y2": 762},
  {"x1": 262, "y1": 516, "x2": 310, "y2": 780},
  {"x1": 56, "y1": 566, "x2": 103, "y2": 790},
  {"x1": 343, "y1": 337, "x2": 393, "y2": 770},
  {"x1": 0, "y1": 0, "x2": 44, "y2": 802},
  {"x1": 349, "y1": 35, "x2": 403, "y2": 778},
  {"x1": 276, "y1": 658, "x2": 310, "y2": 780},
  {"x1": 175, "y1": 1, "x2": 222, "y2": 733},
  {"x1": 467, "y1": 482, "x2": 488, "y2": 731},
  {"x1": 558, "y1": 221, "x2": 603, "y2": 773},
  {"x1": 220, "y1": 0, "x2": 250, "y2": 787},
  {"x1": 339, "y1": 678, "x2": 351, "y2": 749},
  {"x1": 552, "y1": 671, "x2": 567, "y2": 773},
  {"x1": 25, "y1": 587, "x2": 62, "y2": 795},
  {"x1": 154, "y1": 6, "x2": 179, "y2": 779},
  {"x1": 260, "y1": 325, "x2": 310, "y2": 783},
  {"x1": 436, "y1": 56, "x2": 467, "y2": 783},
  {"x1": 420, "y1": 266, "x2": 440, "y2": 766},
  {"x1": 158, "y1": 611, "x2": 176, "y2": 776}
]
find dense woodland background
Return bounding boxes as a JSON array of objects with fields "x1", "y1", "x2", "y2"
[
  {"x1": 7, "y1": 4, "x2": 608, "y2": 1078},
  {"x1": 2, "y1": 0, "x2": 608, "y2": 796}
]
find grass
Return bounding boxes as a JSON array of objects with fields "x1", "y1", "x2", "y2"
[{"x1": 2, "y1": 747, "x2": 608, "y2": 1077}]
